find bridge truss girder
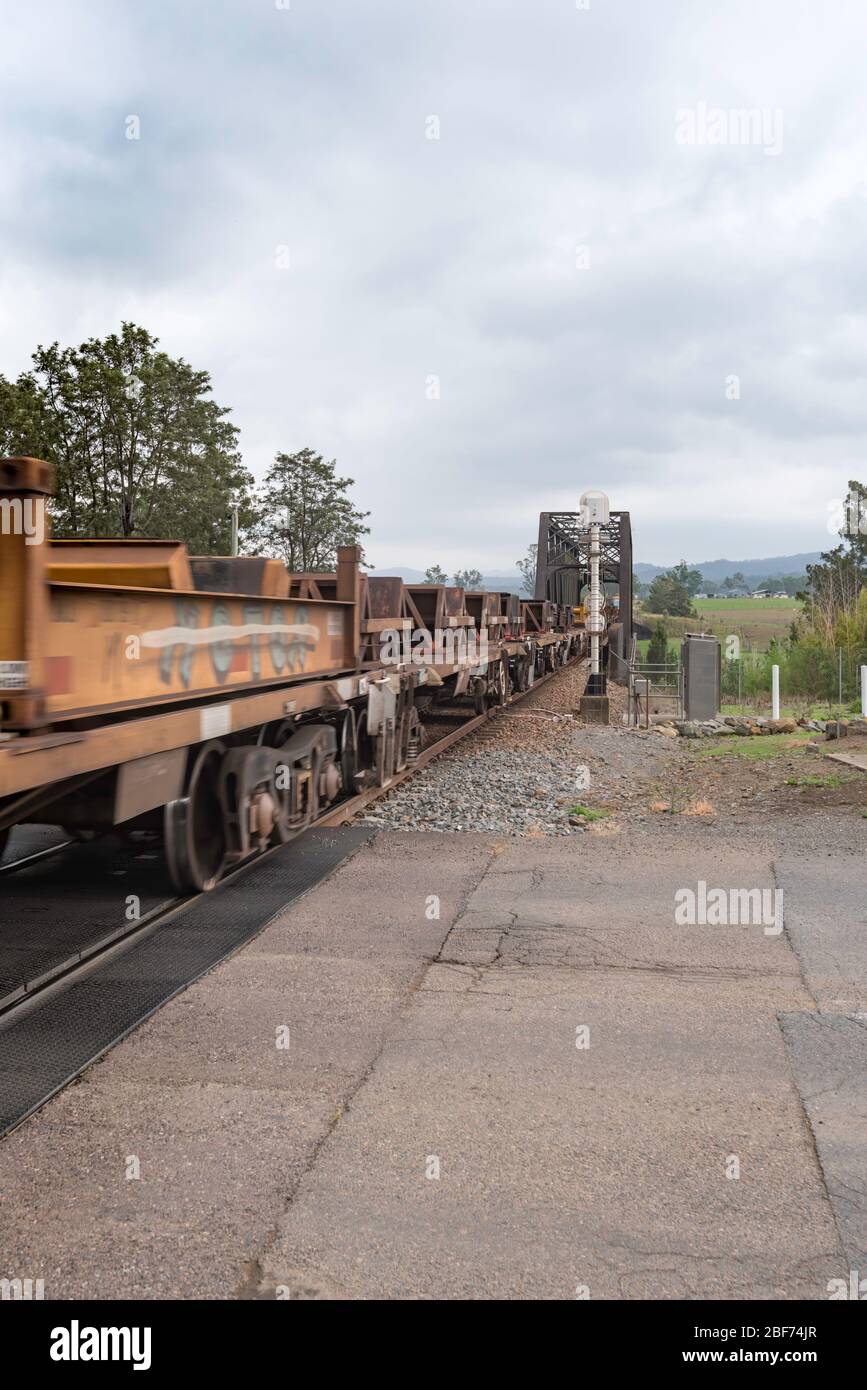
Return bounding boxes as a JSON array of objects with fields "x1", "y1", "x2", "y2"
[{"x1": 534, "y1": 509, "x2": 632, "y2": 655}]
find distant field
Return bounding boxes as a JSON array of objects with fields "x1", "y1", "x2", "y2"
[
  {"x1": 692, "y1": 597, "x2": 795, "y2": 612},
  {"x1": 639, "y1": 596, "x2": 801, "y2": 651}
]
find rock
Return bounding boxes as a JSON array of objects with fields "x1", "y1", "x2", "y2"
[
  {"x1": 655, "y1": 723, "x2": 678, "y2": 737},
  {"x1": 766, "y1": 718, "x2": 797, "y2": 734},
  {"x1": 674, "y1": 721, "x2": 700, "y2": 738},
  {"x1": 724, "y1": 716, "x2": 754, "y2": 734},
  {"x1": 825, "y1": 721, "x2": 848, "y2": 740}
]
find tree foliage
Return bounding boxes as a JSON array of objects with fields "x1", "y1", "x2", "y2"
[
  {"x1": 799, "y1": 481, "x2": 867, "y2": 645},
  {"x1": 646, "y1": 573, "x2": 693, "y2": 617},
  {"x1": 453, "y1": 568, "x2": 483, "y2": 590},
  {"x1": 423, "y1": 565, "x2": 448, "y2": 584},
  {"x1": 646, "y1": 620, "x2": 671, "y2": 667},
  {"x1": 515, "y1": 543, "x2": 537, "y2": 595},
  {"x1": 722, "y1": 571, "x2": 748, "y2": 592},
  {"x1": 0, "y1": 323, "x2": 254, "y2": 552},
  {"x1": 666, "y1": 559, "x2": 703, "y2": 596},
  {"x1": 721, "y1": 481, "x2": 867, "y2": 707},
  {"x1": 255, "y1": 447, "x2": 370, "y2": 572}
]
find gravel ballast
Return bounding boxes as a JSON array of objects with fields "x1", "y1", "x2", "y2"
[{"x1": 358, "y1": 662, "x2": 867, "y2": 853}]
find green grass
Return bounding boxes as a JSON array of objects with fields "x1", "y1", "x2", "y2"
[
  {"x1": 639, "y1": 595, "x2": 799, "y2": 653},
  {"x1": 692, "y1": 597, "x2": 796, "y2": 611},
  {"x1": 567, "y1": 804, "x2": 608, "y2": 821},
  {"x1": 785, "y1": 773, "x2": 844, "y2": 788},
  {"x1": 693, "y1": 733, "x2": 813, "y2": 760},
  {"x1": 635, "y1": 637, "x2": 680, "y2": 659},
  {"x1": 721, "y1": 701, "x2": 860, "y2": 720}
]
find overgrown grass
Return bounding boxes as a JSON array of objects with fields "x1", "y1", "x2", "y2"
[
  {"x1": 693, "y1": 734, "x2": 814, "y2": 760},
  {"x1": 784, "y1": 773, "x2": 845, "y2": 788},
  {"x1": 721, "y1": 700, "x2": 862, "y2": 720},
  {"x1": 568, "y1": 804, "x2": 608, "y2": 821}
]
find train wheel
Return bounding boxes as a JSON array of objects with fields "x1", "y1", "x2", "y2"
[
  {"x1": 355, "y1": 710, "x2": 375, "y2": 786},
  {"x1": 339, "y1": 708, "x2": 357, "y2": 793},
  {"x1": 164, "y1": 741, "x2": 227, "y2": 893},
  {"x1": 256, "y1": 719, "x2": 294, "y2": 749},
  {"x1": 489, "y1": 656, "x2": 510, "y2": 707}
]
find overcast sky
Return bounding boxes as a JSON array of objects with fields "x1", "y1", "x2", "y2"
[{"x1": 2, "y1": 0, "x2": 865, "y2": 571}]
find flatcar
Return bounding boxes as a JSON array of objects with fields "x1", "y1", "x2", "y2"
[{"x1": 0, "y1": 457, "x2": 586, "y2": 891}]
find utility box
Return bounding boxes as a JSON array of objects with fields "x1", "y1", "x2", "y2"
[{"x1": 682, "y1": 633, "x2": 721, "y2": 721}]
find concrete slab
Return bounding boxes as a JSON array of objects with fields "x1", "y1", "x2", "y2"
[
  {"x1": 780, "y1": 1013, "x2": 867, "y2": 1279},
  {"x1": 0, "y1": 834, "x2": 492, "y2": 1299},
  {"x1": 0, "y1": 832, "x2": 858, "y2": 1300},
  {"x1": 773, "y1": 852, "x2": 867, "y2": 1283},
  {"x1": 825, "y1": 751, "x2": 867, "y2": 773},
  {"x1": 775, "y1": 855, "x2": 867, "y2": 1015},
  {"x1": 258, "y1": 841, "x2": 841, "y2": 1299}
]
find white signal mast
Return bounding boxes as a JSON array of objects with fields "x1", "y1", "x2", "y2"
[{"x1": 580, "y1": 490, "x2": 610, "y2": 686}]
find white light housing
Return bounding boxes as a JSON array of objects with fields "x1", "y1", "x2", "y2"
[{"x1": 580, "y1": 490, "x2": 610, "y2": 526}]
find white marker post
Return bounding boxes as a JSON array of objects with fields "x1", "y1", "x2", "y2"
[
  {"x1": 861, "y1": 665, "x2": 867, "y2": 717},
  {"x1": 771, "y1": 664, "x2": 780, "y2": 720},
  {"x1": 579, "y1": 490, "x2": 609, "y2": 687}
]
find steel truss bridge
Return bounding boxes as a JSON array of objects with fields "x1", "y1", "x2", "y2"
[{"x1": 534, "y1": 509, "x2": 633, "y2": 662}]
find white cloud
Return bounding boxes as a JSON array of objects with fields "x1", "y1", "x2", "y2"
[{"x1": 2, "y1": 0, "x2": 867, "y2": 571}]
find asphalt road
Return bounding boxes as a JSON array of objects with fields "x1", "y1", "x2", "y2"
[{"x1": 0, "y1": 826, "x2": 863, "y2": 1299}]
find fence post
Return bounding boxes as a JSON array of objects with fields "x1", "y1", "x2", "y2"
[
  {"x1": 771, "y1": 665, "x2": 780, "y2": 720},
  {"x1": 861, "y1": 665, "x2": 867, "y2": 717}
]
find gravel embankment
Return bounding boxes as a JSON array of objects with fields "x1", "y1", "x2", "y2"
[
  {"x1": 359, "y1": 659, "x2": 867, "y2": 850},
  {"x1": 361, "y1": 673, "x2": 677, "y2": 835}
]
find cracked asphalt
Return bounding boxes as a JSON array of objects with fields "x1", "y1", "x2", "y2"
[{"x1": 0, "y1": 826, "x2": 864, "y2": 1299}]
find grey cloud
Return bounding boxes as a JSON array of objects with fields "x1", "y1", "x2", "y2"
[{"x1": 1, "y1": 0, "x2": 867, "y2": 568}]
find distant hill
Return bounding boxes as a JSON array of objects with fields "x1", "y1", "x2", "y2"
[
  {"x1": 634, "y1": 553, "x2": 822, "y2": 583},
  {"x1": 377, "y1": 553, "x2": 824, "y2": 593}
]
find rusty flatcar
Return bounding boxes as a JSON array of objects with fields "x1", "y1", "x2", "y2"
[{"x1": 0, "y1": 457, "x2": 585, "y2": 891}]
